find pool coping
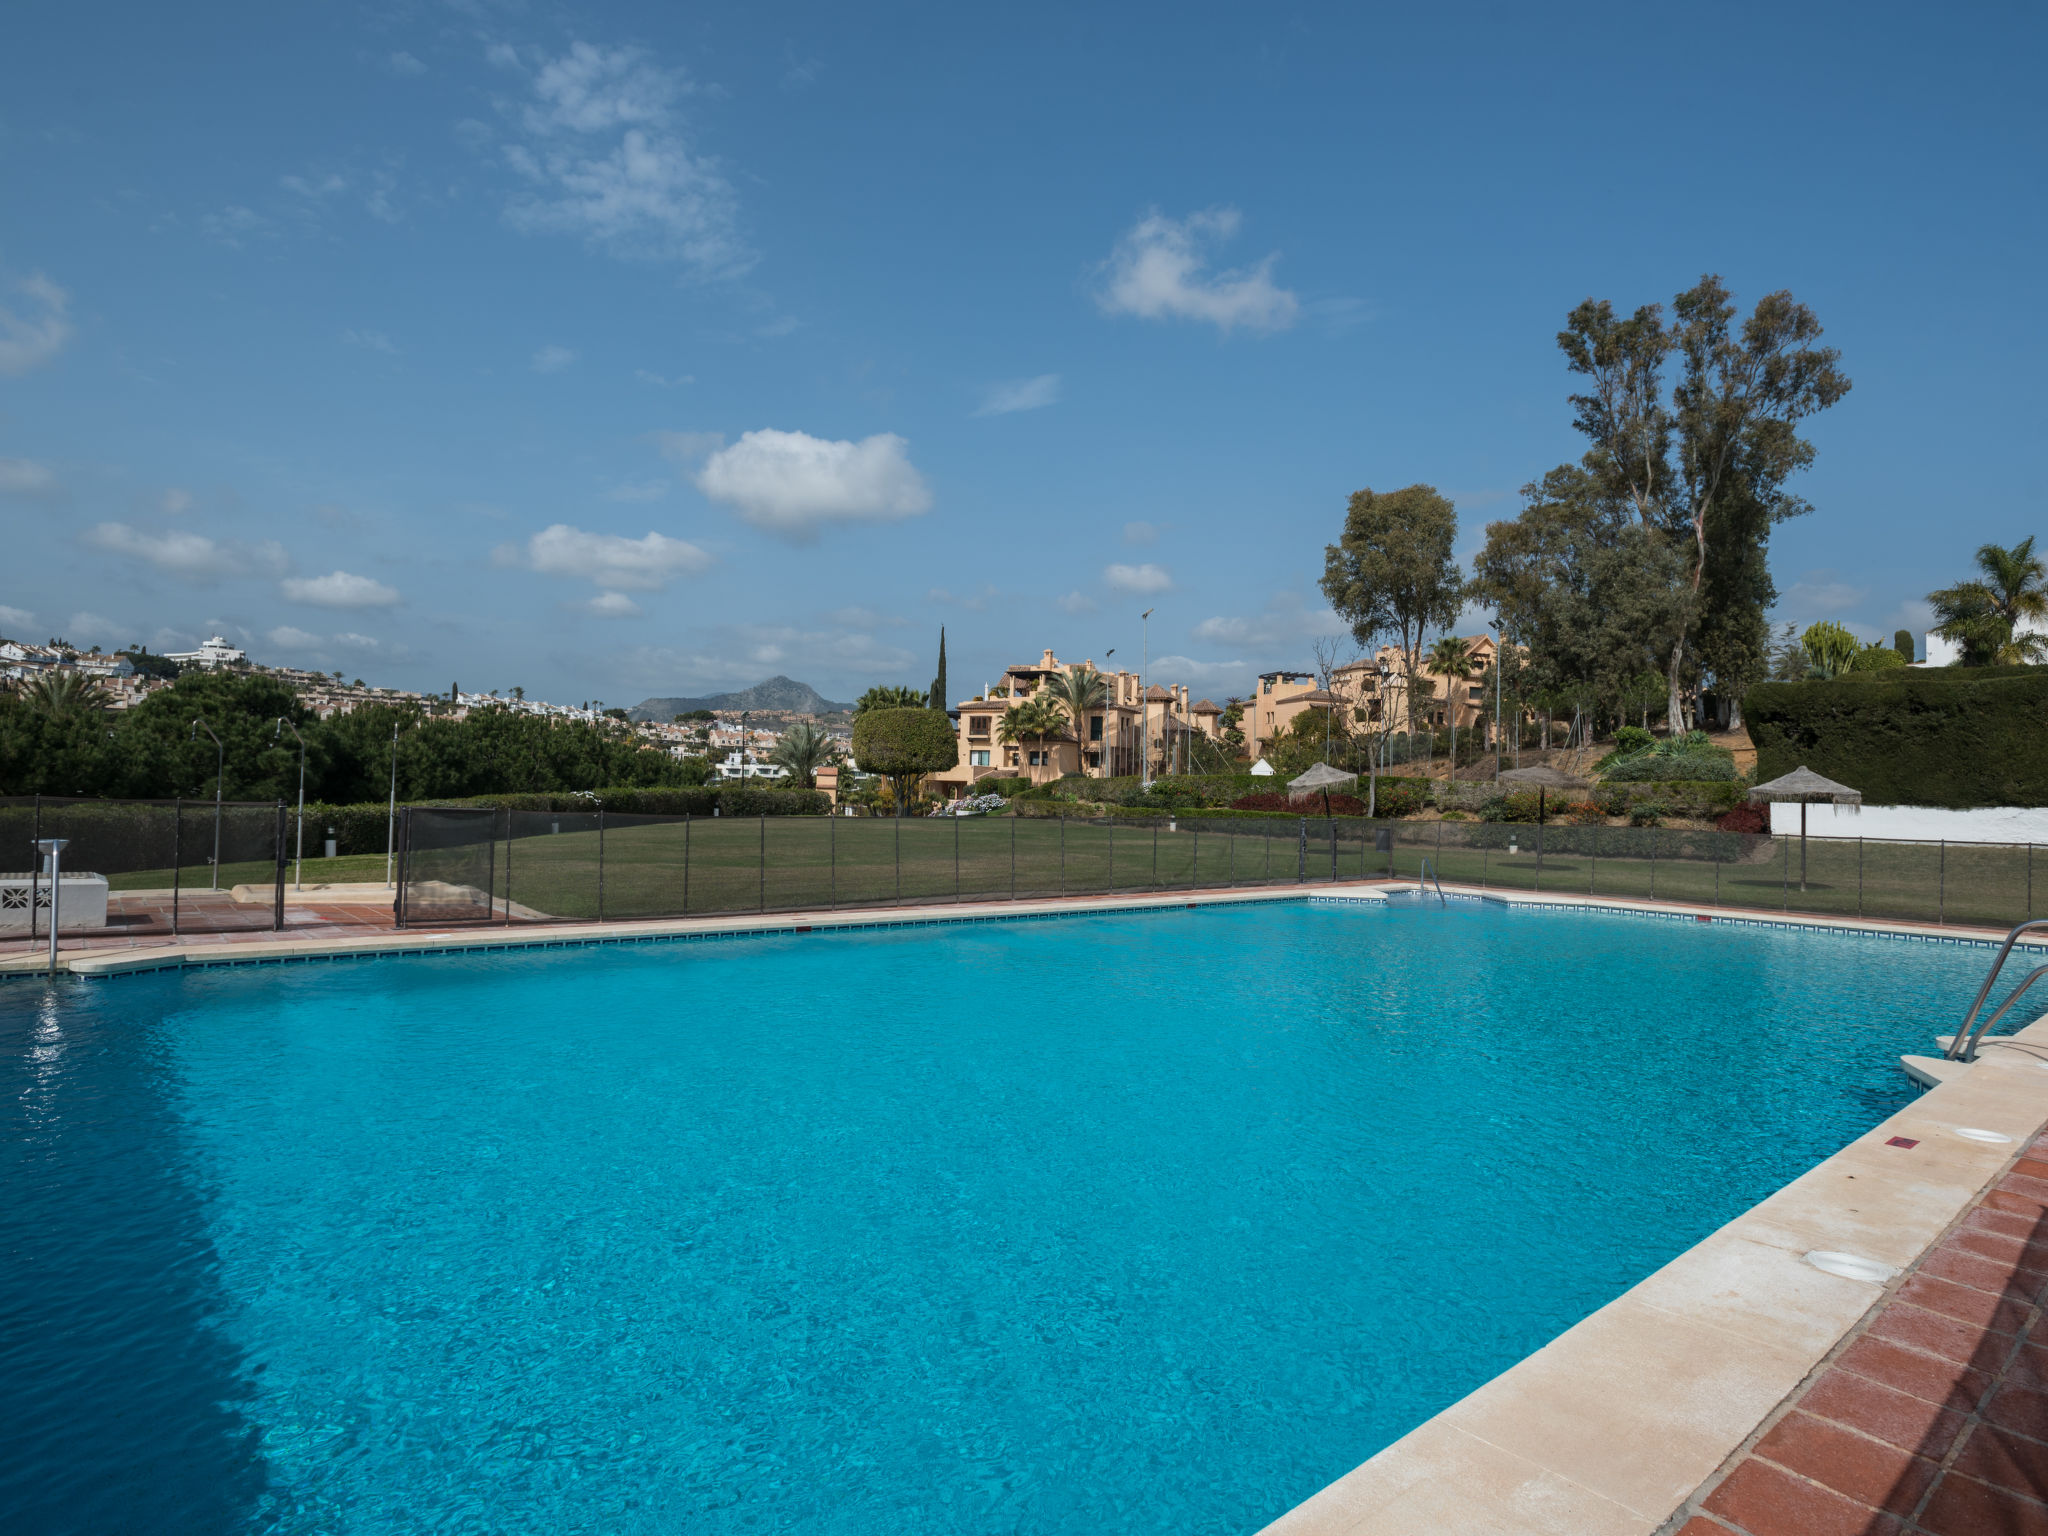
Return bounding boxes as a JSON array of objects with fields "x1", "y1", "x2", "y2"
[
  {"x1": 1260, "y1": 895, "x2": 2048, "y2": 1536},
  {"x1": 6, "y1": 878, "x2": 2041, "y2": 981}
]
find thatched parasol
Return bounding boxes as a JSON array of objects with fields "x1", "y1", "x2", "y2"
[
  {"x1": 1748, "y1": 766, "x2": 1861, "y2": 891},
  {"x1": 1289, "y1": 761, "x2": 1359, "y2": 817},
  {"x1": 1496, "y1": 763, "x2": 1591, "y2": 825}
]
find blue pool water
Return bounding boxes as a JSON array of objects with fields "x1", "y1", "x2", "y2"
[{"x1": 0, "y1": 901, "x2": 1996, "y2": 1534}]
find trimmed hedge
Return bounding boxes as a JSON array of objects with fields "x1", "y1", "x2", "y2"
[{"x1": 1746, "y1": 669, "x2": 2048, "y2": 808}]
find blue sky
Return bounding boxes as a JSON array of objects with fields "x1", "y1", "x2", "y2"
[{"x1": 1, "y1": 1, "x2": 2041, "y2": 706}]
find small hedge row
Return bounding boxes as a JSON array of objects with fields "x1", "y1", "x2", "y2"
[{"x1": 1746, "y1": 668, "x2": 2048, "y2": 808}]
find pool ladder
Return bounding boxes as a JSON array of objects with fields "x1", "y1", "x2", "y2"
[
  {"x1": 1416, "y1": 858, "x2": 1446, "y2": 907},
  {"x1": 1944, "y1": 918, "x2": 2048, "y2": 1062}
]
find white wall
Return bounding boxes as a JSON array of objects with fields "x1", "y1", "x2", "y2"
[{"x1": 1770, "y1": 802, "x2": 2048, "y2": 845}]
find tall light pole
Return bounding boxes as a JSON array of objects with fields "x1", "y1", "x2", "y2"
[
  {"x1": 1139, "y1": 608, "x2": 1155, "y2": 787},
  {"x1": 741, "y1": 710, "x2": 751, "y2": 781},
  {"x1": 1103, "y1": 649, "x2": 1116, "y2": 775},
  {"x1": 190, "y1": 717, "x2": 223, "y2": 890},
  {"x1": 1488, "y1": 619, "x2": 1504, "y2": 781},
  {"x1": 274, "y1": 717, "x2": 307, "y2": 889}
]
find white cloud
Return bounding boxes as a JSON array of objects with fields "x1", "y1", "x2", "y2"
[
  {"x1": 1190, "y1": 593, "x2": 1347, "y2": 653},
  {"x1": 1056, "y1": 590, "x2": 1097, "y2": 615},
  {"x1": 497, "y1": 523, "x2": 712, "y2": 590},
  {"x1": 201, "y1": 205, "x2": 272, "y2": 247},
  {"x1": 1149, "y1": 653, "x2": 1255, "y2": 693},
  {"x1": 86, "y1": 522, "x2": 288, "y2": 581},
  {"x1": 343, "y1": 328, "x2": 399, "y2": 354},
  {"x1": 974, "y1": 373, "x2": 1060, "y2": 416},
  {"x1": 636, "y1": 368, "x2": 694, "y2": 386},
  {"x1": 1096, "y1": 208, "x2": 1299, "y2": 334},
  {"x1": 608, "y1": 478, "x2": 670, "y2": 503},
  {"x1": 65, "y1": 611, "x2": 120, "y2": 644},
  {"x1": 388, "y1": 50, "x2": 427, "y2": 76},
  {"x1": 0, "y1": 457, "x2": 59, "y2": 497},
  {"x1": 161, "y1": 488, "x2": 192, "y2": 515},
  {"x1": 282, "y1": 570, "x2": 401, "y2": 608},
  {"x1": 651, "y1": 429, "x2": 724, "y2": 461},
  {"x1": 494, "y1": 40, "x2": 748, "y2": 275},
  {"x1": 334, "y1": 632, "x2": 382, "y2": 650},
  {"x1": 584, "y1": 591, "x2": 642, "y2": 618},
  {"x1": 694, "y1": 429, "x2": 932, "y2": 536},
  {"x1": 531, "y1": 344, "x2": 577, "y2": 373},
  {"x1": 1775, "y1": 575, "x2": 1871, "y2": 629},
  {"x1": 0, "y1": 274, "x2": 72, "y2": 375},
  {"x1": 1122, "y1": 520, "x2": 1160, "y2": 546},
  {"x1": 267, "y1": 625, "x2": 324, "y2": 650},
  {"x1": 1104, "y1": 562, "x2": 1173, "y2": 594},
  {"x1": 281, "y1": 172, "x2": 347, "y2": 200},
  {"x1": 0, "y1": 604, "x2": 35, "y2": 631}
]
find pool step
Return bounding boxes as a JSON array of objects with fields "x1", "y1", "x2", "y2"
[{"x1": 1901, "y1": 1054, "x2": 1971, "y2": 1089}]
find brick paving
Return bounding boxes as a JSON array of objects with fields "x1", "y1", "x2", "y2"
[{"x1": 1668, "y1": 1136, "x2": 2048, "y2": 1535}]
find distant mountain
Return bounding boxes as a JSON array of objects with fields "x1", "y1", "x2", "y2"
[{"x1": 629, "y1": 675, "x2": 855, "y2": 720}]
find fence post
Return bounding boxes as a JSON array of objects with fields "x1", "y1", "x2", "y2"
[
  {"x1": 1109, "y1": 819, "x2": 1115, "y2": 891},
  {"x1": 895, "y1": 816, "x2": 901, "y2": 904},
  {"x1": 1329, "y1": 818, "x2": 1337, "y2": 882},
  {"x1": 955, "y1": 813, "x2": 961, "y2": 904},
  {"x1": 1297, "y1": 818, "x2": 1306, "y2": 883},
  {"x1": 393, "y1": 808, "x2": 409, "y2": 928},
  {"x1": 760, "y1": 815, "x2": 767, "y2": 913},
  {"x1": 1228, "y1": 828, "x2": 1235, "y2": 886},
  {"x1": 1648, "y1": 837, "x2": 1655, "y2": 902},
  {"x1": 273, "y1": 800, "x2": 287, "y2": 931},
  {"x1": 829, "y1": 811, "x2": 837, "y2": 910},
  {"x1": 1153, "y1": 822, "x2": 1159, "y2": 889},
  {"x1": 1589, "y1": 827, "x2": 1596, "y2": 897},
  {"x1": 1010, "y1": 816, "x2": 1016, "y2": 900},
  {"x1": 171, "y1": 796, "x2": 181, "y2": 937},
  {"x1": 1193, "y1": 823, "x2": 1200, "y2": 887},
  {"x1": 1781, "y1": 834, "x2": 1789, "y2": 910},
  {"x1": 1714, "y1": 835, "x2": 1720, "y2": 907},
  {"x1": 1535, "y1": 823, "x2": 1544, "y2": 892},
  {"x1": 1857, "y1": 837, "x2": 1864, "y2": 918},
  {"x1": 28, "y1": 793, "x2": 40, "y2": 945},
  {"x1": 683, "y1": 814, "x2": 692, "y2": 916},
  {"x1": 598, "y1": 808, "x2": 607, "y2": 922},
  {"x1": 2030, "y1": 843, "x2": 2035, "y2": 920},
  {"x1": 1939, "y1": 840, "x2": 1946, "y2": 925},
  {"x1": 502, "y1": 808, "x2": 513, "y2": 924},
  {"x1": 1060, "y1": 816, "x2": 1066, "y2": 896}
]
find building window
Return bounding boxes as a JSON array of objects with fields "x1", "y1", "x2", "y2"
[
  {"x1": 1005, "y1": 751, "x2": 1019, "y2": 767},
  {"x1": 1086, "y1": 751, "x2": 1100, "y2": 768},
  {"x1": 968, "y1": 715, "x2": 991, "y2": 739},
  {"x1": 1090, "y1": 715, "x2": 1103, "y2": 741},
  {"x1": 970, "y1": 749, "x2": 989, "y2": 767}
]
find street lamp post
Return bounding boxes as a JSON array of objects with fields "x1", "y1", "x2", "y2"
[
  {"x1": 1489, "y1": 620, "x2": 1504, "y2": 781},
  {"x1": 274, "y1": 717, "x2": 308, "y2": 889},
  {"x1": 1139, "y1": 608, "x2": 1155, "y2": 787},
  {"x1": 190, "y1": 717, "x2": 224, "y2": 890}
]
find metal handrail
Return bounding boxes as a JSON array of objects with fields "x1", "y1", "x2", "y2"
[
  {"x1": 1946, "y1": 918, "x2": 2048, "y2": 1061},
  {"x1": 1949, "y1": 966, "x2": 2048, "y2": 1062},
  {"x1": 1417, "y1": 858, "x2": 1446, "y2": 906}
]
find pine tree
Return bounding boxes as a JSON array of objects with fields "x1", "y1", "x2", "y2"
[{"x1": 928, "y1": 626, "x2": 948, "y2": 709}]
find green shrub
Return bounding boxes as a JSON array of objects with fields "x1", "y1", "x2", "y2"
[
  {"x1": 978, "y1": 775, "x2": 1032, "y2": 797},
  {"x1": 1602, "y1": 749, "x2": 1737, "y2": 783},
  {"x1": 1614, "y1": 725, "x2": 1654, "y2": 758},
  {"x1": 1746, "y1": 669, "x2": 2048, "y2": 807}
]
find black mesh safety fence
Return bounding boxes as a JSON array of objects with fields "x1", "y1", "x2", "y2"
[
  {"x1": 1, "y1": 794, "x2": 286, "y2": 938},
  {"x1": 396, "y1": 808, "x2": 496, "y2": 926},
  {"x1": 363, "y1": 805, "x2": 2048, "y2": 935}
]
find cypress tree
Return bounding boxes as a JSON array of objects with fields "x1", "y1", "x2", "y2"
[
  {"x1": 1893, "y1": 629, "x2": 1914, "y2": 662},
  {"x1": 929, "y1": 626, "x2": 948, "y2": 709}
]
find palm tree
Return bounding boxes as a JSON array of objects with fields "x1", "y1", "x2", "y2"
[
  {"x1": 1929, "y1": 537, "x2": 2048, "y2": 665},
  {"x1": 1041, "y1": 665, "x2": 1110, "y2": 775},
  {"x1": 20, "y1": 669, "x2": 107, "y2": 718},
  {"x1": 998, "y1": 694, "x2": 1068, "y2": 772},
  {"x1": 853, "y1": 684, "x2": 928, "y2": 715},
  {"x1": 1425, "y1": 634, "x2": 1477, "y2": 774},
  {"x1": 767, "y1": 720, "x2": 840, "y2": 789}
]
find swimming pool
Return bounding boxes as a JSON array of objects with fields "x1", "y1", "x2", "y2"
[{"x1": 0, "y1": 900, "x2": 1993, "y2": 1534}]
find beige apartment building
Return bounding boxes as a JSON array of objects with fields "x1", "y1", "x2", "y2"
[
  {"x1": 927, "y1": 649, "x2": 1226, "y2": 798},
  {"x1": 1241, "y1": 635, "x2": 1511, "y2": 761}
]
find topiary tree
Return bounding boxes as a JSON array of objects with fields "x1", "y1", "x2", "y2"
[
  {"x1": 1893, "y1": 629, "x2": 1915, "y2": 663},
  {"x1": 854, "y1": 685, "x2": 927, "y2": 716},
  {"x1": 852, "y1": 706, "x2": 958, "y2": 817}
]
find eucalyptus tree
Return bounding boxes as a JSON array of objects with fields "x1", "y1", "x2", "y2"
[
  {"x1": 1558, "y1": 276, "x2": 1850, "y2": 731},
  {"x1": 1321, "y1": 484, "x2": 1463, "y2": 748}
]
